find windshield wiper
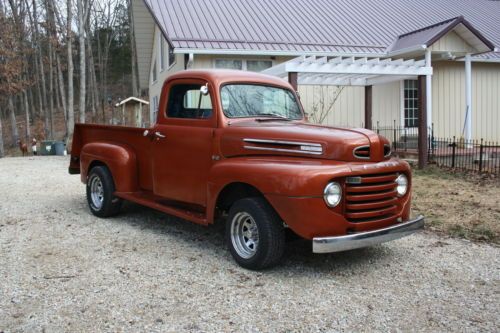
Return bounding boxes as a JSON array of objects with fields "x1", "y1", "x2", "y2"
[{"x1": 254, "y1": 113, "x2": 292, "y2": 122}]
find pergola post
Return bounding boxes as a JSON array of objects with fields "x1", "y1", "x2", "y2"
[
  {"x1": 288, "y1": 72, "x2": 298, "y2": 91},
  {"x1": 364, "y1": 85, "x2": 372, "y2": 130},
  {"x1": 418, "y1": 75, "x2": 428, "y2": 169},
  {"x1": 464, "y1": 53, "x2": 472, "y2": 143}
]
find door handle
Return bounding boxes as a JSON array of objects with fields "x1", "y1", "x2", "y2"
[{"x1": 154, "y1": 131, "x2": 166, "y2": 139}]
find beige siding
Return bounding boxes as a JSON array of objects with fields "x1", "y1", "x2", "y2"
[
  {"x1": 132, "y1": 0, "x2": 155, "y2": 89},
  {"x1": 429, "y1": 31, "x2": 475, "y2": 54},
  {"x1": 432, "y1": 61, "x2": 500, "y2": 141},
  {"x1": 372, "y1": 82, "x2": 401, "y2": 128},
  {"x1": 148, "y1": 27, "x2": 184, "y2": 123}
]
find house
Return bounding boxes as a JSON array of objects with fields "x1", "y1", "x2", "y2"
[{"x1": 131, "y1": 0, "x2": 500, "y2": 143}]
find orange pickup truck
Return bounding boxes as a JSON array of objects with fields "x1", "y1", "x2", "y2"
[{"x1": 69, "y1": 69, "x2": 424, "y2": 270}]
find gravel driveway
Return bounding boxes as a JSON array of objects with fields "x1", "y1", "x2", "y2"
[{"x1": 0, "y1": 156, "x2": 499, "y2": 332}]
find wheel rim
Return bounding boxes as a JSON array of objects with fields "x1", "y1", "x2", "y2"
[
  {"x1": 89, "y1": 175, "x2": 104, "y2": 210},
  {"x1": 230, "y1": 212, "x2": 259, "y2": 259}
]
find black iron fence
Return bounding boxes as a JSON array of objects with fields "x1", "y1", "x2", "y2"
[
  {"x1": 430, "y1": 137, "x2": 500, "y2": 174},
  {"x1": 373, "y1": 122, "x2": 500, "y2": 175}
]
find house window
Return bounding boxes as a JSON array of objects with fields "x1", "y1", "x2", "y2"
[
  {"x1": 215, "y1": 59, "x2": 243, "y2": 70},
  {"x1": 152, "y1": 59, "x2": 157, "y2": 83},
  {"x1": 159, "y1": 35, "x2": 165, "y2": 71},
  {"x1": 214, "y1": 59, "x2": 273, "y2": 72},
  {"x1": 247, "y1": 60, "x2": 272, "y2": 72},
  {"x1": 403, "y1": 80, "x2": 419, "y2": 128},
  {"x1": 168, "y1": 44, "x2": 175, "y2": 67},
  {"x1": 152, "y1": 96, "x2": 159, "y2": 122}
]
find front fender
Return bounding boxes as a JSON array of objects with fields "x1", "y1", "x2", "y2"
[
  {"x1": 80, "y1": 142, "x2": 138, "y2": 192},
  {"x1": 205, "y1": 157, "x2": 352, "y2": 224}
]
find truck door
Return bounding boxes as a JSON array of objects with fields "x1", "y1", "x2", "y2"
[{"x1": 151, "y1": 79, "x2": 216, "y2": 206}]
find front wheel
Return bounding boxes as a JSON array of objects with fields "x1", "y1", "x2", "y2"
[
  {"x1": 226, "y1": 197, "x2": 285, "y2": 270},
  {"x1": 86, "y1": 166, "x2": 122, "y2": 218}
]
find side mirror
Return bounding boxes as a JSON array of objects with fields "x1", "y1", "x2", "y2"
[{"x1": 200, "y1": 83, "x2": 209, "y2": 96}]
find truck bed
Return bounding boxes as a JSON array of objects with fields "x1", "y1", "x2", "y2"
[{"x1": 69, "y1": 123, "x2": 154, "y2": 191}]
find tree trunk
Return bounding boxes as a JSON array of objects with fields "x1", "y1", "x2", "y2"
[
  {"x1": 0, "y1": 108, "x2": 4, "y2": 158},
  {"x1": 66, "y1": 0, "x2": 74, "y2": 143},
  {"x1": 24, "y1": 90, "x2": 30, "y2": 141},
  {"x1": 56, "y1": 55, "x2": 68, "y2": 129},
  {"x1": 129, "y1": 0, "x2": 139, "y2": 97},
  {"x1": 48, "y1": 38, "x2": 55, "y2": 139},
  {"x1": 77, "y1": 0, "x2": 86, "y2": 123},
  {"x1": 9, "y1": 96, "x2": 19, "y2": 146}
]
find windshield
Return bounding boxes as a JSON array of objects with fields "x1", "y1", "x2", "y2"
[{"x1": 220, "y1": 84, "x2": 303, "y2": 120}]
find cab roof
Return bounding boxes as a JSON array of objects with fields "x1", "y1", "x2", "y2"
[{"x1": 165, "y1": 69, "x2": 294, "y2": 89}]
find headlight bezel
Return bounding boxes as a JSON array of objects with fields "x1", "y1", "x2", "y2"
[
  {"x1": 323, "y1": 182, "x2": 342, "y2": 207},
  {"x1": 395, "y1": 174, "x2": 408, "y2": 197}
]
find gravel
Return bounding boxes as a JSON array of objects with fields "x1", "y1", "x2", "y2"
[{"x1": 0, "y1": 156, "x2": 499, "y2": 332}]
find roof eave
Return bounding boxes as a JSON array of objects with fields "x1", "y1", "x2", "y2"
[{"x1": 172, "y1": 48, "x2": 386, "y2": 58}]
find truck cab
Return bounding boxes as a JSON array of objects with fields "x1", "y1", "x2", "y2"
[{"x1": 69, "y1": 69, "x2": 424, "y2": 270}]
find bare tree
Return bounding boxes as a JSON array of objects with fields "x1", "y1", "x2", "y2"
[
  {"x1": 77, "y1": 0, "x2": 91, "y2": 123},
  {"x1": 309, "y1": 86, "x2": 345, "y2": 124},
  {"x1": 0, "y1": 108, "x2": 4, "y2": 157},
  {"x1": 128, "y1": 0, "x2": 139, "y2": 97},
  {"x1": 66, "y1": 0, "x2": 74, "y2": 142}
]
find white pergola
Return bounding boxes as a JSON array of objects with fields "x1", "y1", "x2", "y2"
[
  {"x1": 261, "y1": 54, "x2": 433, "y2": 167},
  {"x1": 262, "y1": 55, "x2": 432, "y2": 86}
]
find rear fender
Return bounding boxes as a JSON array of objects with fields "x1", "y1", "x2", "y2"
[{"x1": 80, "y1": 142, "x2": 138, "y2": 192}]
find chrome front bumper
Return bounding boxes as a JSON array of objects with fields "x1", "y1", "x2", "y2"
[{"x1": 312, "y1": 216, "x2": 425, "y2": 253}]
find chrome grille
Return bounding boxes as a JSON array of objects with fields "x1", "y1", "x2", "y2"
[{"x1": 345, "y1": 173, "x2": 399, "y2": 223}]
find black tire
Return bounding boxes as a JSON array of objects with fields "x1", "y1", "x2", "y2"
[
  {"x1": 225, "y1": 197, "x2": 285, "y2": 270},
  {"x1": 86, "y1": 165, "x2": 122, "y2": 218}
]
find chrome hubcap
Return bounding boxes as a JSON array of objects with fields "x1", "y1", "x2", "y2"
[
  {"x1": 89, "y1": 175, "x2": 104, "y2": 210},
  {"x1": 231, "y1": 212, "x2": 259, "y2": 259}
]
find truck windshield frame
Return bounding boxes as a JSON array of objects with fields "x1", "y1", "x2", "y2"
[{"x1": 220, "y1": 84, "x2": 303, "y2": 120}]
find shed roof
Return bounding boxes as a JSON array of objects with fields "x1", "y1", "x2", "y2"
[
  {"x1": 142, "y1": 0, "x2": 500, "y2": 56},
  {"x1": 115, "y1": 97, "x2": 150, "y2": 107}
]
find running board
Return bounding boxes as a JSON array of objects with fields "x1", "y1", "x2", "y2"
[{"x1": 115, "y1": 191, "x2": 208, "y2": 225}]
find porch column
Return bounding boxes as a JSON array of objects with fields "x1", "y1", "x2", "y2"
[
  {"x1": 425, "y1": 49, "x2": 432, "y2": 129},
  {"x1": 465, "y1": 53, "x2": 472, "y2": 142},
  {"x1": 288, "y1": 72, "x2": 298, "y2": 91},
  {"x1": 364, "y1": 85, "x2": 372, "y2": 129},
  {"x1": 418, "y1": 75, "x2": 428, "y2": 169}
]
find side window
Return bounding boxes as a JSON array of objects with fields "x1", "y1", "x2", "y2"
[{"x1": 167, "y1": 84, "x2": 213, "y2": 119}]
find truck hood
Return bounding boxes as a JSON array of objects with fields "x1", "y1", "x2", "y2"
[{"x1": 220, "y1": 121, "x2": 391, "y2": 162}]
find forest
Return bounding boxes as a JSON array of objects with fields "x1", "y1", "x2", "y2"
[{"x1": 0, "y1": 0, "x2": 139, "y2": 157}]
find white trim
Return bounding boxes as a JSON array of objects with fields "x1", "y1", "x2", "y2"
[
  {"x1": 464, "y1": 53, "x2": 472, "y2": 142},
  {"x1": 399, "y1": 80, "x2": 405, "y2": 128},
  {"x1": 159, "y1": 34, "x2": 165, "y2": 72},
  {"x1": 387, "y1": 44, "x2": 427, "y2": 57},
  {"x1": 425, "y1": 49, "x2": 432, "y2": 129}
]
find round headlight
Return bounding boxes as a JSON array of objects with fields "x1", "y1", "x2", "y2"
[
  {"x1": 323, "y1": 182, "x2": 342, "y2": 207},
  {"x1": 395, "y1": 174, "x2": 408, "y2": 197}
]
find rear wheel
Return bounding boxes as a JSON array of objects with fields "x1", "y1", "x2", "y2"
[
  {"x1": 86, "y1": 166, "x2": 122, "y2": 217},
  {"x1": 226, "y1": 197, "x2": 285, "y2": 270}
]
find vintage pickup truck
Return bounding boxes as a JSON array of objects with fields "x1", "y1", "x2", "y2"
[{"x1": 69, "y1": 69, "x2": 424, "y2": 270}]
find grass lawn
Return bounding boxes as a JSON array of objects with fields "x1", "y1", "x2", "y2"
[{"x1": 411, "y1": 166, "x2": 500, "y2": 244}]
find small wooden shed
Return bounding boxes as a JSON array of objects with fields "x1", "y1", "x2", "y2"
[{"x1": 114, "y1": 97, "x2": 149, "y2": 127}]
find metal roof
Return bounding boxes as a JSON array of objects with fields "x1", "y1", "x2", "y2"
[{"x1": 143, "y1": 0, "x2": 500, "y2": 57}]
